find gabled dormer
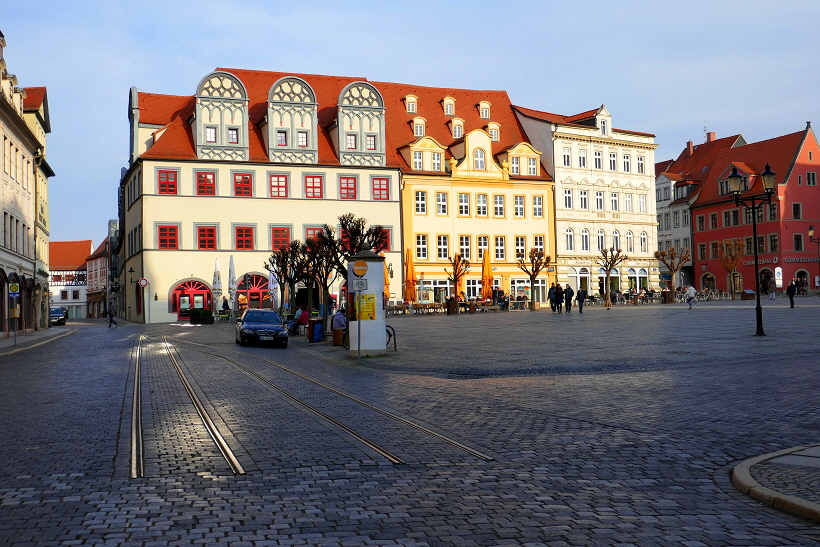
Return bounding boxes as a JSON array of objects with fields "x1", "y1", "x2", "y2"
[
  {"x1": 486, "y1": 121, "x2": 500, "y2": 142},
  {"x1": 404, "y1": 94, "x2": 418, "y2": 113},
  {"x1": 193, "y1": 71, "x2": 249, "y2": 161},
  {"x1": 497, "y1": 142, "x2": 541, "y2": 177},
  {"x1": 264, "y1": 76, "x2": 318, "y2": 164},
  {"x1": 335, "y1": 82, "x2": 385, "y2": 166},
  {"x1": 450, "y1": 129, "x2": 505, "y2": 180},
  {"x1": 596, "y1": 105, "x2": 612, "y2": 137},
  {"x1": 400, "y1": 136, "x2": 447, "y2": 172},
  {"x1": 412, "y1": 116, "x2": 427, "y2": 137},
  {"x1": 441, "y1": 96, "x2": 456, "y2": 116},
  {"x1": 478, "y1": 100, "x2": 492, "y2": 120},
  {"x1": 448, "y1": 117, "x2": 464, "y2": 139}
]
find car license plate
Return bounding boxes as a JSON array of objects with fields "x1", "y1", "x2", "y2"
[{"x1": 259, "y1": 336, "x2": 274, "y2": 341}]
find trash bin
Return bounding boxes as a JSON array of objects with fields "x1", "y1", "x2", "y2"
[
  {"x1": 469, "y1": 302, "x2": 476, "y2": 314},
  {"x1": 333, "y1": 328, "x2": 344, "y2": 346},
  {"x1": 308, "y1": 319, "x2": 321, "y2": 342}
]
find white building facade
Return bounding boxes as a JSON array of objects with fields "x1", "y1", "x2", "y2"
[{"x1": 515, "y1": 105, "x2": 659, "y2": 293}]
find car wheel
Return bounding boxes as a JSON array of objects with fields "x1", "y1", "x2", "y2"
[
  {"x1": 239, "y1": 336, "x2": 247, "y2": 347},
  {"x1": 280, "y1": 340, "x2": 288, "y2": 348},
  {"x1": 235, "y1": 337, "x2": 240, "y2": 344}
]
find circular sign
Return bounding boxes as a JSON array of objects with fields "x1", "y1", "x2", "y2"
[
  {"x1": 8, "y1": 282, "x2": 20, "y2": 294},
  {"x1": 138, "y1": 278, "x2": 149, "y2": 287},
  {"x1": 352, "y1": 260, "x2": 368, "y2": 278}
]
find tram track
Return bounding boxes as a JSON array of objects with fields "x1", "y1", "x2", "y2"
[{"x1": 169, "y1": 337, "x2": 494, "y2": 463}]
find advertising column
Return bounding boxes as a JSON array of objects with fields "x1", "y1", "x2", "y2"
[{"x1": 347, "y1": 246, "x2": 387, "y2": 358}]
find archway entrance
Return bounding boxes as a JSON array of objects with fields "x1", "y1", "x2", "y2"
[
  {"x1": 700, "y1": 273, "x2": 716, "y2": 291},
  {"x1": 730, "y1": 271, "x2": 743, "y2": 294},
  {"x1": 759, "y1": 268, "x2": 774, "y2": 294},
  {"x1": 568, "y1": 267, "x2": 590, "y2": 292},
  {"x1": 598, "y1": 268, "x2": 620, "y2": 293},
  {"x1": 796, "y1": 269, "x2": 809, "y2": 295},
  {"x1": 237, "y1": 274, "x2": 272, "y2": 311},
  {"x1": 627, "y1": 268, "x2": 649, "y2": 291},
  {"x1": 172, "y1": 280, "x2": 212, "y2": 319}
]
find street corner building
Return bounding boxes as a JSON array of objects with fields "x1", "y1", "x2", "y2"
[
  {"x1": 0, "y1": 30, "x2": 55, "y2": 334},
  {"x1": 113, "y1": 67, "x2": 659, "y2": 322}
]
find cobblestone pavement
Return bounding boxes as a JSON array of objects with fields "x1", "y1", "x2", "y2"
[{"x1": 2, "y1": 298, "x2": 820, "y2": 546}]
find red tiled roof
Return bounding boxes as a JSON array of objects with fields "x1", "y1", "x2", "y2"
[
  {"x1": 512, "y1": 104, "x2": 654, "y2": 136},
  {"x1": 655, "y1": 159, "x2": 674, "y2": 175},
  {"x1": 691, "y1": 130, "x2": 806, "y2": 207},
  {"x1": 663, "y1": 135, "x2": 743, "y2": 183},
  {"x1": 50, "y1": 240, "x2": 93, "y2": 271},
  {"x1": 22, "y1": 86, "x2": 46, "y2": 110},
  {"x1": 137, "y1": 69, "x2": 550, "y2": 179},
  {"x1": 86, "y1": 240, "x2": 108, "y2": 262}
]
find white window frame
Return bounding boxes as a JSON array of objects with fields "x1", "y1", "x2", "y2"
[
  {"x1": 624, "y1": 193, "x2": 633, "y2": 212},
  {"x1": 477, "y1": 194, "x2": 488, "y2": 216},
  {"x1": 637, "y1": 156, "x2": 645, "y2": 174},
  {"x1": 459, "y1": 193, "x2": 470, "y2": 216},
  {"x1": 459, "y1": 235, "x2": 471, "y2": 259},
  {"x1": 436, "y1": 192, "x2": 448, "y2": 215},
  {"x1": 595, "y1": 191, "x2": 604, "y2": 210},
  {"x1": 579, "y1": 150, "x2": 587, "y2": 168},
  {"x1": 413, "y1": 151, "x2": 423, "y2": 170},
  {"x1": 594, "y1": 151, "x2": 602, "y2": 170},
  {"x1": 489, "y1": 129, "x2": 499, "y2": 141},
  {"x1": 510, "y1": 156, "x2": 520, "y2": 175},
  {"x1": 597, "y1": 229, "x2": 606, "y2": 251},
  {"x1": 609, "y1": 153, "x2": 616, "y2": 171},
  {"x1": 515, "y1": 236, "x2": 525, "y2": 258},
  {"x1": 565, "y1": 229, "x2": 574, "y2": 251},
  {"x1": 581, "y1": 229, "x2": 590, "y2": 251},
  {"x1": 453, "y1": 124, "x2": 463, "y2": 138},
  {"x1": 580, "y1": 190, "x2": 588, "y2": 210},
  {"x1": 534, "y1": 235, "x2": 544, "y2": 253},
  {"x1": 564, "y1": 189, "x2": 573, "y2": 209},
  {"x1": 414, "y1": 124, "x2": 425, "y2": 137},
  {"x1": 493, "y1": 195, "x2": 505, "y2": 217},
  {"x1": 563, "y1": 148, "x2": 571, "y2": 167},
  {"x1": 639, "y1": 194, "x2": 647, "y2": 213},
  {"x1": 528, "y1": 157, "x2": 537, "y2": 176},
  {"x1": 474, "y1": 149, "x2": 486, "y2": 170},
  {"x1": 533, "y1": 196, "x2": 543, "y2": 218},
  {"x1": 623, "y1": 154, "x2": 631, "y2": 172},
  {"x1": 432, "y1": 152, "x2": 441, "y2": 172},
  {"x1": 437, "y1": 235, "x2": 449, "y2": 259},
  {"x1": 611, "y1": 192, "x2": 619, "y2": 211},
  {"x1": 495, "y1": 236, "x2": 506, "y2": 260},
  {"x1": 415, "y1": 191, "x2": 427, "y2": 213},
  {"x1": 477, "y1": 235, "x2": 488, "y2": 258},
  {"x1": 416, "y1": 234, "x2": 427, "y2": 258},
  {"x1": 514, "y1": 195, "x2": 524, "y2": 218}
]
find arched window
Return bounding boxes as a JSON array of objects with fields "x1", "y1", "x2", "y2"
[
  {"x1": 612, "y1": 230, "x2": 620, "y2": 250},
  {"x1": 474, "y1": 148, "x2": 486, "y2": 170},
  {"x1": 581, "y1": 229, "x2": 590, "y2": 251},
  {"x1": 640, "y1": 232, "x2": 648, "y2": 253},
  {"x1": 597, "y1": 229, "x2": 606, "y2": 251},
  {"x1": 626, "y1": 231, "x2": 634, "y2": 253},
  {"x1": 565, "y1": 228, "x2": 574, "y2": 251}
]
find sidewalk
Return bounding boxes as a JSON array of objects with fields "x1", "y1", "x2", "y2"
[
  {"x1": 0, "y1": 326, "x2": 78, "y2": 356},
  {"x1": 733, "y1": 445, "x2": 820, "y2": 523}
]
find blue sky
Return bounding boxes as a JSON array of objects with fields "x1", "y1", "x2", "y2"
[{"x1": 4, "y1": 0, "x2": 819, "y2": 244}]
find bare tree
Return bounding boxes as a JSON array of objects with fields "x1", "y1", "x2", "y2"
[
  {"x1": 264, "y1": 240, "x2": 305, "y2": 316},
  {"x1": 654, "y1": 246, "x2": 691, "y2": 296},
  {"x1": 597, "y1": 248, "x2": 628, "y2": 307},
  {"x1": 264, "y1": 247, "x2": 289, "y2": 315},
  {"x1": 318, "y1": 213, "x2": 387, "y2": 281},
  {"x1": 304, "y1": 236, "x2": 339, "y2": 331},
  {"x1": 444, "y1": 254, "x2": 470, "y2": 313},
  {"x1": 717, "y1": 239, "x2": 745, "y2": 300},
  {"x1": 516, "y1": 249, "x2": 551, "y2": 311}
]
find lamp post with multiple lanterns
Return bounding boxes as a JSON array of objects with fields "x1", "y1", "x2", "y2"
[
  {"x1": 808, "y1": 226, "x2": 820, "y2": 296},
  {"x1": 728, "y1": 163, "x2": 776, "y2": 336}
]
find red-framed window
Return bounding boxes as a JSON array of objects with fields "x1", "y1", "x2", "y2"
[
  {"x1": 378, "y1": 228, "x2": 391, "y2": 251},
  {"x1": 366, "y1": 135, "x2": 376, "y2": 151},
  {"x1": 234, "y1": 173, "x2": 253, "y2": 196},
  {"x1": 235, "y1": 226, "x2": 254, "y2": 250},
  {"x1": 340, "y1": 177, "x2": 357, "y2": 200},
  {"x1": 227, "y1": 128, "x2": 239, "y2": 144},
  {"x1": 158, "y1": 171, "x2": 177, "y2": 194},
  {"x1": 271, "y1": 227, "x2": 290, "y2": 250},
  {"x1": 205, "y1": 126, "x2": 217, "y2": 143},
  {"x1": 305, "y1": 176, "x2": 323, "y2": 198},
  {"x1": 372, "y1": 178, "x2": 389, "y2": 200},
  {"x1": 270, "y1": 175, "x2": 288, "y2": 198},
  {"x1": 297, "y1": 131, "x2": 308, "y2": 148},
  {"x1": 158, "y1": 225, "x2": 178, "y2": 249},
  {"x1": 197, "y1": 172, "x2": 215, "y2": 196},
  {"x1": 306, "y1": 227, "x2": 323, "y2": 241},
  {"x1": 276, "y1": 131, "x2": 287, "y2": 147},
  {"x1": 340, "y1": 229, "x2": 351, "y2": 252},
  {"x1": 197, "y1": 226, "x2": 217, "y2": 250}
]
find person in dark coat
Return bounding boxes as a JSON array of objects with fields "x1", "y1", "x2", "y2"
[
  {"x1": 548, "y1": 283, "x2": 556, "y2": 313},
  {"x1": 555, "y1": 284, "x2": 564, "y2": 313},
  {"x1": 787, "y1": 279, "x2": 797, "y2": 308},
  {"x1": 576, "y1": 287, "x2": 587, "y2": 313},
  {"x1": 564, "y1": 284, "x2": 574, "y2": 313}
]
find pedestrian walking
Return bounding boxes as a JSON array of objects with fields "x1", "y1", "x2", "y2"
[
  {"x1": 564, "y1": 284, "x2": 574, "y2": 313},
  {"x1": 787, "y1": 279, "x2": 797, "y2": 308},
  {"x1": 685, "y1": 285, "x2": 697, "y2": 309},
  {"x1": 107, "y1": 307, "x2": 118, "y2": 328},
  {"x1": 767, "y1": 277, "x2": 776, "y2": 300},
  {"x1": 576, "y1": 287, "x2": 587, "y2": 313},
  {"x1": 555, "y1": 284, "x2": 564, "y2": 313},
  {"x1": 548, "y1": 283, "x2": 556, "y2": 313}
]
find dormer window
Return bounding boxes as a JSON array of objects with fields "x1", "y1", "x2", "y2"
[
  {"x1": 454, "y1": 125, "x2": 463, "y2": 138},
  {"x1": 445, "y1": 103, "x2": 454, "y2": 115},
  {"x1": 489, "y1": 129, "x2": 499, "y2": 141},
  {"x1": 414, "y1": 124, "x2": 424, "y2": 137},
  {"x1": 487, "y1": 122, "x2": 500, "y2": 142},
  {"x1": 600, "y1": 119, "x2": 608, "y2": 135},
  {"x1": 405, "y1": 94, "x2": 418, "y2": 113},
  {"x1": 478, "y1": 100, "x2": 492, "y2": 120},
  {"x1": 474, "y1": 149, "x2": 486, "y2": 170}
]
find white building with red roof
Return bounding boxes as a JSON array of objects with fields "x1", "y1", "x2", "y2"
[
  {"x1": 514, "y1": 105, "x2": 659, "y2": 294},
  {"x1": 49, "y1": 240, "x2": 93, "y2": 319},
  {"x1": 0, "y1": 30, "x2": 54, "y2": 334}
]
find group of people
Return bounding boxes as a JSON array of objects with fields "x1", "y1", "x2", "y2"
[{"x1": 547, "y1": 283, "x2": 586, "y2": 313}]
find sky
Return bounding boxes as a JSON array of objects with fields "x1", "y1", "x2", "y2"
[{"x1": 4, "y1": 0, "x2": 819, "y2": 245}]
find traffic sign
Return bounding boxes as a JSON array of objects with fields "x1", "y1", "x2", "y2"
[
  {"x1": 138, "y1": 278, "x2": 148, "y2": 287},
  {"x1": 352, "y1": 260, "x2": 368, "y2": 278},
  {"x1": 8, "y1": 282, "x2": 20, "y2": 297},
  {"x1": 352, "y1": 278, "x2": 368, "y2": 291}
]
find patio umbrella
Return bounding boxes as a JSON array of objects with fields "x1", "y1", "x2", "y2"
[
  {"x1": 212, "y1": 258, "x2": 223, "y2": 310},
  {"x1": 267, "y1": 265, "x2": 278, "y2": 309},
  {"x1": 403, "y1": 248, "x2": 417, "y2": 302},
  {"x1": 228, "y1": 255, "x2": 237, "y2": 309},
  {"x1": 481, "y1": 251, "x2": 493, "y2": 300},
  {"x1": 380, "y1": 252, "x2": 390, "y2": 299}
]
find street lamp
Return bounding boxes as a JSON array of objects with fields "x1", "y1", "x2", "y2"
[
  {"x1": 728, "y1": 163, "x2": 776, "y2": 336},
  {"x1": 808, "y1": 225, "x2": 820, "y2": 295}
]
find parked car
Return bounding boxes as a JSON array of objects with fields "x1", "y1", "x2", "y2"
[
  {"x1": 50, "y1": 307, "x2": 66, "y2": 326},
  {"x1": 61, "y1": 306, "x2": 68, "y2": 320},
  {"x1": 235, "y1": 309, "x2": 288, "y2": 348}
]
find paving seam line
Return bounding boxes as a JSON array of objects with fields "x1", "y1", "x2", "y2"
[
  {"x1": 0, "y1": 328, "x2": 79, "y2": 357},
  {"x1": 732, "y1": 443, "x2": 820, "y2": 523}
]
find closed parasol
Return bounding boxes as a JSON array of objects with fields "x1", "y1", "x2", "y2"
[
  {"x1": 403, "y1": 248, "x2": 417, "y2": 302},
  {"x1": 481, "y1": 250, "x2": 493, "y2": 300}
]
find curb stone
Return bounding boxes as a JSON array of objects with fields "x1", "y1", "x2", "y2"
[
  {"x1": 0, "y1": 328, "x2": 78, "y2": 357},
  {"x1": 732, "y1": 443, "x2": 820, "y2": 523}
]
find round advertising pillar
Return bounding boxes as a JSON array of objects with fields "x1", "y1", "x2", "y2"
[{"x1": 347, "y1": 246, "x2": 387, "y2": 357}]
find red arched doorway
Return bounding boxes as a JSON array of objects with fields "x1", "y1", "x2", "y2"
[
  {"x1": 237, "y1": 274, "x2": 272, "y2": 310},
  {"x1": 172, "y1": 280, "x2": 212, "y2": 319}
]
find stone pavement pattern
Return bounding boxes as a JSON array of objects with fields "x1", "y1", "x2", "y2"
[{"x1": 1, "y1": 301, "x2": 820, "y2": 546}]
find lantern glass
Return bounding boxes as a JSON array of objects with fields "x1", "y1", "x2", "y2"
[
  {"x1": 727, "y1": 167, "x2": 743, "y2": 194},
  {"x1": 760, "y1": 163, "x2": 776, "y2": 192}
]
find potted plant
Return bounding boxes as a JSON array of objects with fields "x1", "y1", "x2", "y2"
[
  {"x1": 189, "y1": 308, "x2": 202, "y2": 324},
  {"x1": 200, "y1": 309, "x2": 214, "y2": 324}
]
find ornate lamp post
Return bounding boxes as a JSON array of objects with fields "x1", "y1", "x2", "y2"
[
  {"x1": 808, "y1": 226, "x2": 820, "y2": 296},
  {"x1": 728, "y1": 164, "x2": 776, "y2": 336}
]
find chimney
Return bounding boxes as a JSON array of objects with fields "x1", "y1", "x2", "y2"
[
  {"x1": 706, "y1": 132, "x2": 716, "y2": 142},
  {"x1": 687, "y1": 140, "x2": 694, "y2": 157}
]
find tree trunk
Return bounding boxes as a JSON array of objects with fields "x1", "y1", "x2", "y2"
[
  {"x1": 604, "y1": 272, "x2": 612, "y2": 307},
  {"x1": 530, "y1": 274, "x2": 537, "y2": 311},
  {"x1": 730, "y1": 270, "x2": 736, "y2": 300}
]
